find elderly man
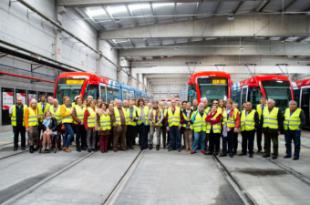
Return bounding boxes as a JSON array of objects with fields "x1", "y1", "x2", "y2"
[
  {"x1": 201, "y1": 97, "x2": 210, "y2": 113},
  {"x1": 112, "y1": 99, "x2": 127, "y2": 151},
  {"x1": 166, "y1": 99, "x2": 183, "y2": 152},
  {"x1": 261, "y1": 99, "x2": 283, "y2": 159},
  {"x1": 191, "y1": 103, "x2": 207, "y2": 154},
  {"x1": 283, "y1": 100, "x2": 305, "y2": 160},
  {"x1": 10, "y1": 96, "x2": 27, "y2": 151}
]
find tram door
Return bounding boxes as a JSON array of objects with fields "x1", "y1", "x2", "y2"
[{"x1": 300, "y1": 87, "x2": 310, "y2": 128}]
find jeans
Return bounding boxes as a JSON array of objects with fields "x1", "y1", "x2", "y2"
[
  {"x1": 169, "y1": 126, "x2": 181, "y2": 150},
  {"x1": 192, "y1": 131, "x2": 206, "y2": 152},
  {"x1": 285, "y1": 130, "x2": 301, "y2": 158},
  {"x1": 63, "y1": 123, "x2": 74, "y2": 148}
]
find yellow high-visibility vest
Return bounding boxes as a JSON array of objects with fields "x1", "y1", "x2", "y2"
[
  {"x1": 192, "y1": 111, "x2": 206, "y2": 132},
  {"x1": 126, "y1": 107, "x2": 137, "y2": 126},
  {"x1": 137, "y1": 106, "x2": 149, "y2": 125},
  {"x1": 38, "y1": 102, "x2": 50, "y2": 116},
  {"x1": 284, "y1": 108, "x2": 301, "y2": 131},
  {"x1": 241, "y1": 110, "x2": 256, "y2": 131},
  {"x1": 62, "y1": 105, "x2": 73, "y2": 123},
  {"x1": 49, "y1": 106, "x2": 61, "y2": 124},
  {"x1": 87, "y1": 107, "x2": 96, "y2": 128},
  {"x1": 206, "y1": 113, "x2": 221, "y2": 134},
  {"x1": 99, "y1": 113, "x2": 111, "y2": 131},
  {"x1": 227, "y1": 109, "x2": 239, "y2": 128},
  {"x1": 11, "y1": 105, "x2": 27, "y2": 126},
  {"x1": 182, "y1": 111, "x2": 193, "y2": 129},
  {"x1": 167, "y1": 107, "x2": 181, "y2": 127},
  {"x1": 152, "y1": 109, "x2": 163, "y2": 127},
  {"x1": 74, "y1": 105, "x2": 85, "y2": 124},
  {"x1": 256, "y1": 104, "x2": 265, "y2": 120},
  {"x1": 28, "y1": 107, "x2": 39, "y2": 127},
  {"x1": 114, "y1": 107, "x2": 126, "y2": 126},
  {"x1": 263, "y1": 107, "x2": 279, "y2": 129}
]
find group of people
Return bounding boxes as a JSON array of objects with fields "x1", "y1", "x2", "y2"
[{"x1": 10, "y1": 94, "x2": 304, "y2": 160}]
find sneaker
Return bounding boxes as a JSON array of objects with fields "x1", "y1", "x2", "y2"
[
  {"x1": 191, "y1": 151, "x2": 196, "y2": 154},
  {"x1": 200, "y1": 150, "x2": 206, "y2": 155}
]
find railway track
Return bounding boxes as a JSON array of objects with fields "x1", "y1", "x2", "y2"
[
  {"x1": 1, "y1": 152, "x2": 94, "y2": 205},
  {"x1": 212, "y1": 155, "x2": 258, "y2": 205}
]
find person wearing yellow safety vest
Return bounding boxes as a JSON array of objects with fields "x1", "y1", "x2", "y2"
[
  {"x1": 240, "y1": 102, "x2": 259, "y2": 158},
  {"x1": 191, "y1": 103, "x2": 207, "y2": 154},
  {"x1": 261, "y1": 99, "x2": 283, "y2": 159},
  {"x1": 206, "y1": 105, "x2": 223, "y2": 155},
  {"x1": 160, "y1": 101, "x2": 169, "y2": 149},
  {"x1": 182, "y1": 102, "x2": 193, "y2": 152},
  {"x1": 72, "y1": 96, "x2": 86, "y2": 152},
  {"x1": 255, "y1": 96, "x2": 267, "y2": 153},
  {"x1": 10, "y1": 96, "x2": 27, "y2": 151},
  {"x1": 221, "y1": 99, "x2": 240, "y2": 158},
  {"x1": 37, "y1": 95, "x2": 51, "y2": 133},
  {"x1": 166, "y1": 99, "x2": 183, "y2": 152},
  {"x1": 24, "y1": 99, "x2": 39, "y2": 153},
  {"x1": 283, "y1": 100, "x2": 305, "y2": 160},
  {"x1": 180, "y1": 101, "x2": 188, "y2": 150},
  {"x1": 96, "y1": 103, "x2": 111, "y2": 153},
  {"x1": 83, "y1": 100, "x2": 97, "y2": 152},
  {"x1": 125, "y1": 99, "x2": 138, "y2": 149},
  {"x1": 137, "y1": 99, "x2": 150, "y2": 150},
  {"x1": 149, "y1": 101, "x2": 164, "y2": 151},
  {"x1": 60, "y1": 96, "x2": 74, "y2": 153},
  {"x1": 111, "y1": 99, "x2": 127, "y2": 151},
  {"x1": 49, "y1": 98, "x2": 62, "y2": 151}
]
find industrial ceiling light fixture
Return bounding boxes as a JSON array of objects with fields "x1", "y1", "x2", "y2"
[
  {"x1": 152, "y1": 2, "x2": 174, "y2": 9},
  {"x1": 128, "y1": 3, "x2": 150, "y2": 12},
  {"x1": 227, "y1": 16, "x2": 235, "y2": 21},
  {"x1": 106, "y1": 5, "x2": 127, "y2": 15},
  {"x1": 85, "y1": 7, "x2": 106, "y2": 18}
]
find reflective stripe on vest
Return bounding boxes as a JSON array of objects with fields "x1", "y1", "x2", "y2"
[
  {"x1": 284, "y1": 108, "x2": 301, "y2": 131},
  {"x1": 241, "y1": 110, "x2": 256, "y2": 131},
  {"x1": 137, "y1": 106, "x2": 149, "y2": 125},
  {"x1": 126, "y1": 107, "x2": 137, "y2": 126},
  {"x1": 263, "y1": 107, "x2": 279, "y2": 129},
  {"x1": 152, "y1": 109, "x2": 163, "y2": 127},
  {"x1": 100, "y1": 113, "x2": 111, "y2": 131},
  {"x1": 87, "y1": 108, "x2": 96, "y2": 128},
  {"x1": 168, "y1": 107, "x2": 181, "y2": 127},
  {"x1": 28, "y1": 107, "x2": 38, "y2": 126},
  {"x1": 11, "y1": 105, "x2": 26, "y2": 126},
  {"x1": 227, "y1": 109, "x2": 238, "y2": 128},
  {"x1": 182, "y1": 111, "x2": 192, "y2": 129},
  {"x1": 192, "y1": 111, "x2": 206, "y2": 132}
]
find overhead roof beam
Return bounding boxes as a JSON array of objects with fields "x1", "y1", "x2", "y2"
[
  {"x1": 256, "y1": 0, "x2": 270, "y2": 12},
  {"x1": 233, "y1": 1, "x2": 243, "y2": 14},
  {"x1": 100, "y1": 14, "x2": 310, "y2": 39},
  {"x1": 279, "y1": 0, "x2": 297, "y2": 12},
  {"x1": 58, "y1": 0, "x2": 247, "y2": 7}
]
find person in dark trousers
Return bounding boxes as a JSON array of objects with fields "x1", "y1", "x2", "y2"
[
  {"x1": 137, "y1": 99, "x2": 150, "y2": 150},
  {"x1": 166, "y1": 99, "x2": 183, "y2": 152},
  {"x1": 126, "y1": 99, "x2": 138, "y2": 149},
  {"x1": 240, "y1": 102, "x2": 259, "y2": 158},
  {"x1": 72, "y1": 96, "x2": 86, "y2": 152},
  {"x1": 261, "y1": 99, "x2": 283, "y2": 159},
  {"x1": 256, "y1": 97, "x2": 267, "y2": 153},
  {"x1": 206, "y1": 105, "x2": 222, "y2": 156},
  {"x1": 10, "y1": 97, "x2": 27, "y2": 151},
  {"x1": 283, "y1": 100, "x2": 305, "y2": 160}
]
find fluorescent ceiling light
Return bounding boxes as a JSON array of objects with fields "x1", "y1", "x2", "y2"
[
  {"x1": 112, "y1": 39, "x2": 129, "y2": 44},
  {"x1": 152, "y1": 2, "x2": 174, "y2": 9},
  {"x1": 128, "y1": 3, "x2": 150, "y2": 12},
  {"x1": 85, "y1": 7, "x2": 106, "y2": 18},
  {"x1": 106, "y1": 5, "x2": 127, "y2": 15}
]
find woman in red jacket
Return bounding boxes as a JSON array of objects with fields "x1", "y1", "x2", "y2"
[{"x1": 206, "y1": 104, "x2": 222, "y2": 155}]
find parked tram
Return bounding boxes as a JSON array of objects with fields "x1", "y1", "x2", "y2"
[
  {"x1": 295, "y1": 78, "x2": 310, "y2": 129},
  {"x1": 54, "y1": 72, "x2": 147, "y2": 103},
  {"x1": 232, "y1": 75, "x2": 294, "y2": 111},
  {"x1": 187, "y1": 71, "x2": 232, "y2": 103}
]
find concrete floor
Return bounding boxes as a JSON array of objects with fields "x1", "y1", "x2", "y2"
[{"x1": 0, "y1": 130, "x2": 310, "y2": 205}]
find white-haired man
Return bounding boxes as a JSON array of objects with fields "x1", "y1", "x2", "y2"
[
  {"x1": 261, "y1": 99, "x2": 283, "y2": 159},
  {"x1": 283, "y1": 100, "x2": 305, "y2": 160}
]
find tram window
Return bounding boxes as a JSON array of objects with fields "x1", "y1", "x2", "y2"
[
  {"x1": 241, "y1": 87, "x2": 247, "y2": 105},
  {"x1": 86, "y1": 85, "x2": 99, "y2": 100},
  {"x1": 107, "y1": 87, "x2": 120, "y2": 102},
  {"x1": 248, "y1": 87, "x2": 261, "y2": 107},
  {"x1": 100, "y1": 85, "x2": 107, "y2": 103},
  {"x1": 188, "y1": 85, "x2": 196, "y2": 103},
  {"x1": 301, "y1": 88, "x2": 310, "y2": 127}
]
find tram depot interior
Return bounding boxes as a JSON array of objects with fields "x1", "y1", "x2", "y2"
[{"x1": 1, "y1": 0, "x2": 310, "y2": 205}]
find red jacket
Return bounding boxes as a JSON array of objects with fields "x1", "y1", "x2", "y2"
[{"x1": 206, "y1": 111, "x2": 222, "y2": 125}]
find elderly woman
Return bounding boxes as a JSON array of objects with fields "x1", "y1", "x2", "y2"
[
  {"x1": 149, "y1": 101, "x2": 164, "y2": 150},
  {"x1": 97, "y1": 103, "x2": 111, "y2": 153},
  {"x1": 25, "y1": 99, "x2": 40, "y2": 153},
  {"x1": 84, "y1": 100, "x2": 97, "y2": 152},
  {"x1": 41, "y1": 111, "x2": 57, "y2": 153},
  {"x1": 206, "y1": 104, "x2": 223, "y2": 156}
]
